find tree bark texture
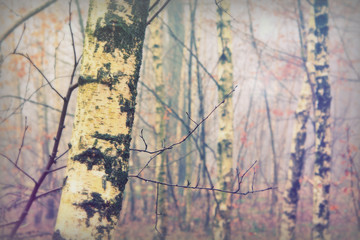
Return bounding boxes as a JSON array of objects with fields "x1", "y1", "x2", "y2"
[
  {"x1": 53, "y1": 1, "x2": 149, "y2": 239},
  {"x1": 149, "y1": 10, "x2": 168, "y2": 240},
  {"x1": 312, "y1": 0, "x2": 331, "y2": 239},
  {"x1": 213, "y1": 0, "x2": 234, "y2": 239},
  {"x1": 279, "y1": 6, "x2": 317, "y2": 240}
]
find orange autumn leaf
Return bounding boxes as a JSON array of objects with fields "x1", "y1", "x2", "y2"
[
  {"x1": 163, "y1": 111, "x2": 170, "y2": 121},
  {"x1": 329, "y1": 204, "x2": 340, "y2": 213}
]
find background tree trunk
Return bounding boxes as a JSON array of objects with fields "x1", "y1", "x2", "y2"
[
  {"x1": 213, "y1": 0, "x2": 234, "y2": 239},
  {"x1": 149, "y1": 8, "x2": 168, "y2": 240},
  {"x1": 312, "y1": 0, "x2": 331, "y2": 239},
  {"x1": 279, "y1": 4, "x2": 317, "y2": 240}
]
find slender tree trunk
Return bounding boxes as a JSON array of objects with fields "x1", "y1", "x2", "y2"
[
  {"x1": 166, "y1": 0, "x2": 185, "y2": 230},
  {"x1": 263, "y1": 89, "x2": 278, "y2": 218},
  {"x1": 279, "y1": 4, "x2": 317, "y2": 240},
  {"x1": 53, "y1": 1, "x2": 149, "y2": 239},
  {"x1": 279, "y1": 76, "x2": 313, "y2": 239},
  {"x1": 128, "y1": 157, "x2": 137, "y2": 221},
  {"x1": 192, "y1": 3, "x2": 209, "y2": 232},
  {"x1": 166, "y1": 0, "x2": 184, "y2": 184},
  {"x1": 346, "y1": 127, "x2": 360, "y2": 231},
  {"x1": 150, "y1": 9, "x2": 168, "y2": 240},
  {"x1": 213, "y1": 0, "x2": 234, "y2": 239},
  {"x1": 182, "y1": 0, "x2": 198, "y2": 230},
  {"x1": 312, "y1": 0, "x2": 331, "y2": 239}
]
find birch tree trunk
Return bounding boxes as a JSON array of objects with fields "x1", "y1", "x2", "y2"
[
  {"x1": 53, "y1": 1, "x2": 149, "y2": 239},
  {"x1": 279, "y1": 6, "x2": 317, "y2": 240},
  {"x1": 213, "y1": 0, "x2": 234, "y2": 239},
  {"x1": 149, "y1": 10, "x2": 168, "y2": 240},
  {"x1": 166, "y1": 0, "x2": 185, "y2": 230},
  {"x1": 312, "y1": 0, "x2": 331, "y2": 239},
  {"x1": 166, "y1": 0, "x2": 184, "y2": 185},
  {"x1": 183, "y1": 0, "x2": 198, "y2": 230}
]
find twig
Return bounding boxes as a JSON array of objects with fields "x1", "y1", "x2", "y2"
[
  {"x1": 0, "y1": 0, "x2": 57, "y2": 44},
  {"x1": 186, "y1": 112, "x2": 198, "y2": 125},
  {"x1": 161, "y1": 19, "x2": 222, "y2": 90},
  {"x1": 252, "y1": 168, "x2": 256, "y2": 192},
  {"x1": 13, "y1": 24, "x2": 26, "y2": 54},
  {"x1": 147, "y1": 0, "x2": 171, "y2": 25},
  {"x1": 134, "y1": 86, "x2": 237, "y2": 176},
  {"x1": 14, "y1": 53, "x2": 64, "y2": 99},
  {"x1": 136, "y1": 151, "x2": 163, "y2": 176},
  {"x1": 54, "y1": 148, "x2": 70, "y2": 162},
  {"x1": 0, "y1": 73, "x2": 69, "y2": 125},
  {"x1": 0, "y1": 153, "x2": 37, "y2": 184},
  {"x1": 136, "y1": 111, "x2": 156, "y2": 134},
  {"x1": 154, "y1": 183, "x2": 161, "y2": 235},
  {"x1": 15, "y1": 117, "x2": 28, "y2": 165},
  {"x1": 45, "y1": 165, "x2": 67, "y2": 174},
  {"x1": 0, "y1": 221, "x2": 19, "y2": 228},
  {"x1": 139, "y1": 129, "x2": 148, "y2": 151},
  {"x1": 129, "y1": 161, "x2": 274, "y2": 195},
  {"x1": 139, "y1": 81, "x2": 189, "y2": 131},
  {"x1": 0, "y1": 95, "x2": 73, "y2": 116},
  {"x1": 9, "y1": 61, "x2": 79, "y2": 238},
  {"x1": 148, "y1": 0, "x2": 160, "y2": 12},
  {"x1": 214, "y1": 0, "x2": 238, "y2": 22},
  {"x1": 34, "y1": 187, "x2": 62, "y2": 200},
  {"x1": 68, "y1": 0, "x2": 77, "y2": 73}
]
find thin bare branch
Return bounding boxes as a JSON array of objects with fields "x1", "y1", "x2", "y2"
[
  {"x1": 129, "y1": 161, "x2": 274, "y2": 195},
  {"x1": 186, "y1": 111, "x2": 198, "y2": 125},
  {"x1": 134, "y1": 86, "x2": 237, "y2": 155},
  {"x1": 15, "y1": 117, "x2": 28, "y2": 165},
  {"x1": 139, "y1": 129, "x2": 148, "y2": 151},
  {"x1": 0, "y1": 221, "x2": 19, "y2": 228},
  {"x1": 13, "y1": 24, "x2": 26, "y2": 54},
  {"x1": 54, "y1": 148, "x2": 70, "y2": 162},
  {"x1": 14, "y1": 53, "x2": 64, "y2": 99},
  {"x1": 9, "y1": 68, "x2": 79, "y2": 239},
  {"x1": 162, "y1": 19, "x2": 222, "y2": 90},
  {"x1": 147, "y1": 0, "x2": 171, "y2": 25},
  {"x1": 34, "y1": 187, "x2": 62, "y2": 200},
  {"x1": 149, "y1": 0, "x2": 160, "y2": 12},
  {"x1": 68, "y1": 0, "x2": 77, "y2": 70},
  {"x1": 215, "y1": 0, "x2": 238, "y2": 22},
  {"x1": 0, "y1": 95, "x2": 73, "y2": 116},
  {"x1": 0, "y1": 153, "x2": 36, "y2": 184},
  {"x1": 0, "y1": 0, "x2": 57, "y2": 44},
  {"x1": 45, "y1": 165, "x2": 67, "y2": 174}
]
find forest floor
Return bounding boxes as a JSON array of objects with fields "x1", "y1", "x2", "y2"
[
  {"x1": 2, "y1": 184, "x2": 359, "y2": 239},
  {"x1": 114, "y1": 185, "x2": 360, "y2": 240}
]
